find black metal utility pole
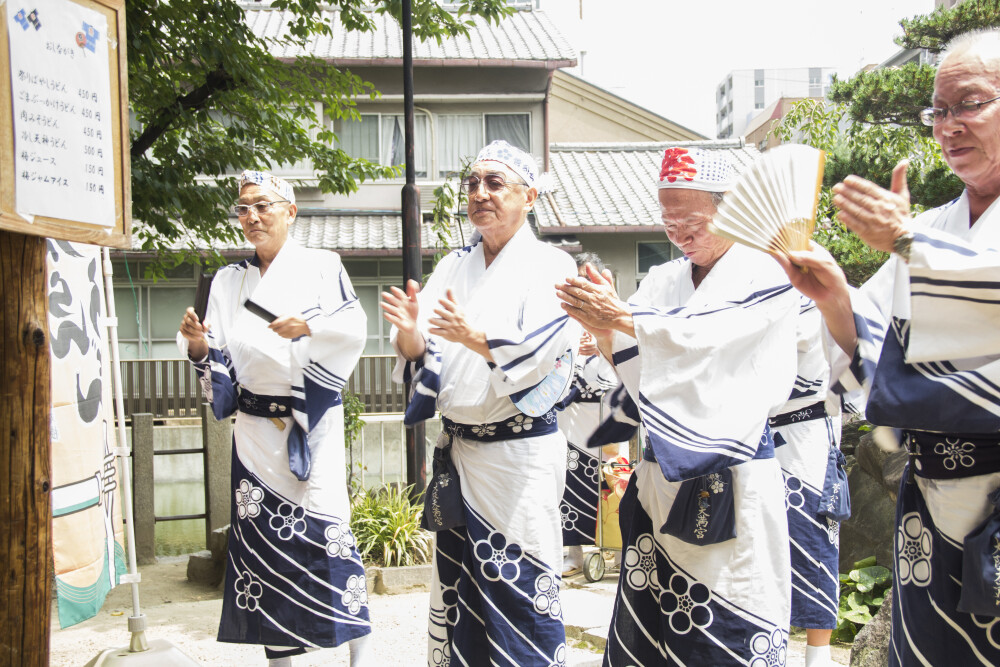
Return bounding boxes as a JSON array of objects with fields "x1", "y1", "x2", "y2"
[{"x1": 401, "y1": 0, "x2": 426, "y2": 496}]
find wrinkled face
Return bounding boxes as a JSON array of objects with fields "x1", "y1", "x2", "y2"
[
  {"x1": 658, "y1": 188, "x2": 732, "y2": 269},
  {"x1": 933, "y1": 50, "x2": 1000, "y2": 195},
  {"x1": 237, "y1": 184, "x2": 296, "y2": 255},
  {"x1": 466, "y1": 161, "x2": 537, "y2": 242}
]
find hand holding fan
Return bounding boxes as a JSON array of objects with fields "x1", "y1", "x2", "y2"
[{"x1": 709, "y1": 144, "x2": 826, "y2": 256}]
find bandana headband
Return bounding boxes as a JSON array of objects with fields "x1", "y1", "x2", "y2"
[
  {"x1": 239, "y1": 170, "x2": 296, "y2": 205},
  {"x1": 474, "y1": 140, "x2": 540, "y2": 189},
  {"x1": 656, "y1": 147, "x2": 734, "y2": 193}
]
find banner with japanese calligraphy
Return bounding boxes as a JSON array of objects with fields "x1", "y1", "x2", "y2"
[
  {"x1": 7, "y1": 0, "x2": 116, "y2": 226},
  {"x1": 47, "y1": 240, "x2": 126, "y2": 628}
]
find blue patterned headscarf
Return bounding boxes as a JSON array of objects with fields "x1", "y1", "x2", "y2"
[
  {"x1": 474, "y1": 140, "x2": 540, "y2": 189},
  {"x1": 238, "y1": 170, "x2": 296, "y2": 205}
]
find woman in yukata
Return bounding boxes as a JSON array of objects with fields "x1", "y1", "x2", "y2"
[
  {"x1": 558, "y1": 147, "x2": 799, "y2": 666},
  {"x1": 178, "y1": 171, "x2": 371, "y2": 666}
]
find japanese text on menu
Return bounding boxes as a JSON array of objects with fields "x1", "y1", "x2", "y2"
[{"x1": 7, "y1": 0, "x2": 115, "y2": 227}]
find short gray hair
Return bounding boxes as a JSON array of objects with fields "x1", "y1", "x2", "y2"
[
  {"x1": 941, "y1": 29, "x2": 1000, "y2": 70},
  {"x1": 574, "y1": 252, "x2": 606, "y2": 273}
]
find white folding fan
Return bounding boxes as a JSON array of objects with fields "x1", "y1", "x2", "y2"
[{"x1": 709, "y1": 144, "x2": 826, "y2": 256}]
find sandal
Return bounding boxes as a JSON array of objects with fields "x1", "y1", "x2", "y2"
[{"x1": 562, "y1": 566, "x2": 582, "y2": 577}]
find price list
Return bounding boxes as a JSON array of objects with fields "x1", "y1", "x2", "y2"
[{"x1": 7, "y1": 0, "x2": 115, "y2": 227}]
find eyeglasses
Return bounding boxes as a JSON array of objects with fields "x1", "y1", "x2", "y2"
[
  {"x1": 459, "y1": 174, "x2": 528, "y2": 195},
  {"x1": 232, "y1": 200, "x2": 290, "y2": 217},
  {"x1": 919, "y1": 94, "x2": 1000, "y2": 126}
]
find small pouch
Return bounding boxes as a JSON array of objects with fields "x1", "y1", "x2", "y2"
[
  {"x1": 958, "y1": 487, "x2": 1000, "y2": 617},
  {"x1": 660, "y1": 469, "x2": 736, "y2": 545},
  {"x1": 421, "y1": 433, "x2": 466, "y2": 532},
  {"x1": 817, "y1": 446, "x2": 851, "y2": 522}
]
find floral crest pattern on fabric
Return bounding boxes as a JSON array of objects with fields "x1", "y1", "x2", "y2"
[
  {"x1": 235, "y1": 479, "x2": 263, "y2": 520},
  {"x1": 897, "y1": 512, "x2": 933, "y2": 587},
  {"x1": 749, "y1": 628, "x2": 787, "y2": 667}
]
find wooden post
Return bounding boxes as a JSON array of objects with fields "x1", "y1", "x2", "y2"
[
  {"x1": 202, "y1": 402, "x2": 232, "y2": 546},
  {"x1": 0, "y1": 230, "x2": 52, "y2": 666},
  {"x1": 130, "y1": 413, "x2": 156, "y2": 566}
]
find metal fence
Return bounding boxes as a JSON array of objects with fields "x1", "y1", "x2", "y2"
[{"x1": 120, "y1": 355, "x2": 405, "y2": 420}]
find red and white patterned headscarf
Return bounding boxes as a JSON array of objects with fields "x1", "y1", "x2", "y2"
[{"x1": 656, "y1": 147, "x2": 734, "y2": 193}]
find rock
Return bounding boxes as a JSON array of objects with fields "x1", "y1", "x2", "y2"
[
  {"x1": 840, "y1": 417, "x2": 868, "y2": 458},
  {"x1": 839, "y1": 451, "x2": 896, "y2": 572},
  {"x1": 850, "y1": 588, "x2": 893, "y2": 667},
  {"x1": 882, "y1": 451, "x2": 909, "y2": 503},
  {"x1": 186, "y1": 549, "x2": 224, "y2": 587}
]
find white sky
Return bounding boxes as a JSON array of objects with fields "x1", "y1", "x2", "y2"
[{"x1": 539, "y1": 0, "x2": 935, "y2": 137}]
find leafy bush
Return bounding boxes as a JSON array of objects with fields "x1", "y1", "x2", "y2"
[
  {"x1": 832, "y1": 556, "x2": 893, "y2": 642},
  {"x1": 350, "y1": 484, "x2": 433, "y2": 568},
  {"x1": 342, "y1": 390, "x2": 366, "y2": 446}
]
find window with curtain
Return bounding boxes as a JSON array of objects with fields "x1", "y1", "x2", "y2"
[
  {"x1": 335, "y1": 114, "x2": 428, "y2": 177},
  {"x1": 335, "y1": 115, "x2": 379, "y2": 163},
  {"x1": 485, "y1": 114, "x2": 530, "y2": 152},
  {"x1": 438, "y1": 114, "x2": 483, "y2": 177}
]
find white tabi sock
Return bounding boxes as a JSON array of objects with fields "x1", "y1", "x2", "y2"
[
  {"x1": 804, "y1": 644, "x2": 831, "y2": 667},
  {"x1": 349, "y1": 634, "x2": 373, "y2": 667}
]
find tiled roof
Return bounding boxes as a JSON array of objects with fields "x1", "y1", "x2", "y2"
[
  {"x1": 242, "y1": 5, "x2": 576, "y2": 67},
  {"x1": 535, "y1": 140, "x2": 761, "y2": 232},
  {"x1": 128, "y1": 212, "x2": 579, "y2": 255}
]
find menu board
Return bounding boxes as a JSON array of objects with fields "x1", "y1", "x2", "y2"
[{"x1": 1, "y1": 0, "x2": 129, "y2": 247}]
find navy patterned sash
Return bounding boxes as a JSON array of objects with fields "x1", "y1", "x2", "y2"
[
  {"x1": 236, "y1": 386, "x2": 292, "y2": 418},
  {"x1": 441, "y1": 409, "x2": 558, "y2": 442},
  {"x1": 769, "y1": 401, "x2": 827, "y2": 429},
  {"x1": 904, "y1": 430, "x2": 1000, "y2": 480}
]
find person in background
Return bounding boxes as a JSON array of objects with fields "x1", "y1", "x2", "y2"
[
  {"x1": 769, "y1": 293, "x2": 847, "y2": 667},
  {"x1": 382, "y1": 140, "x2": 579, "y2": 666},
  {"x1": 558, "y1": 252, "x2": 625, "y2": 577},
  {"x1": 775, "y1": 29, "x2": 1000, "y2": 666},
  {"x1": 558, "y1": 146, "x2": 798, "y2": 665},
  {"x1": 178, "y1": 171, "x2": 371, "y2": 666}
]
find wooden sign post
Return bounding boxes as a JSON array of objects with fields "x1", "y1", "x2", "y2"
[{"x1": 0, "y1": 0, "x2": 129, "y2": 663}]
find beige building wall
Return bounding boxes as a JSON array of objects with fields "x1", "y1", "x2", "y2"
[
  {"x1": 549, "y1": 71, "x2": 704, "y2": 144},
  {"x1": 744, "y1": 97, "x2": 810, "y2": 151}
]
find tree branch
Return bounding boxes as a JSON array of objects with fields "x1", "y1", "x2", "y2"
[{"x1": 131, "y1": 67, "x2": 237, "y2": 158}]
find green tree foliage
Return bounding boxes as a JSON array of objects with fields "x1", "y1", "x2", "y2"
[
  {"x1": 769, "y1": 0, "x2": 1000, "y2": 283},
  {"x1": 127, "y1": 0, "x2": 513, "y2": 253}
]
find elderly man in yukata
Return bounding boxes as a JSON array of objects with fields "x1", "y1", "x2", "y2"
[
  {"x1": 775, "y1": 29, "x2": 1000, "y2": 666},
  {"x1": 557, "y1": 147, "x2": 799, "y2": 665},
  {"x1": 178, "y1": 171, "x2": 371, "y2": 666},
  {"x1": 382, "y1": 140, "x2": 579, "y2": 666}
]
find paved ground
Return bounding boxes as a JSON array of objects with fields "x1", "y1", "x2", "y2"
[{"x1": 51, "y1": 553, "x2": 851, "y2": 666}]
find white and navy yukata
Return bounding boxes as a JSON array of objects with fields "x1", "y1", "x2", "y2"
[
  {"x1": 833, "y1": 192, "x2": 1000, "y2": 666},
  {"x1": 181, "y1": 240, "x2": 370, "y2": 658},
  {"x1": 556, "y1": 354, "x2": 618, "y2": 548},
  {"x1": 603, "y1": 243, "x2": 799, "y2": 666},
  {"x1": 769, "y1": 295, "x2": 843, "y2": 631},
  {"x1": 391, "y1": 224, "x2": 579, "y2": 667}
]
